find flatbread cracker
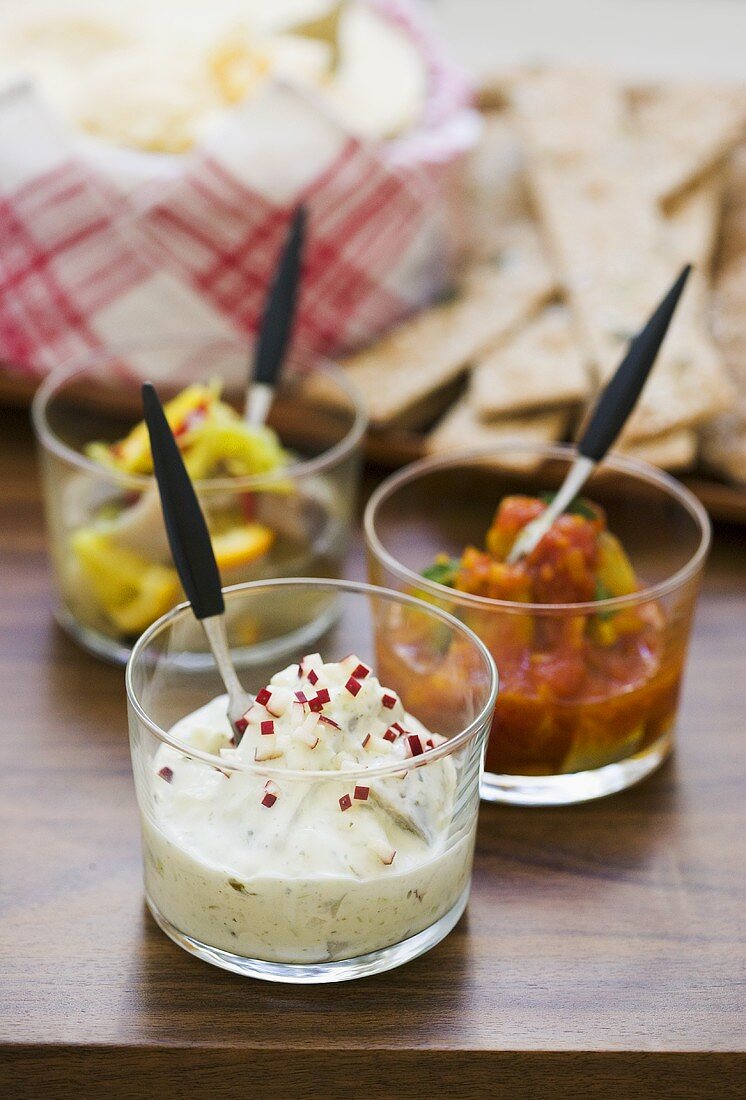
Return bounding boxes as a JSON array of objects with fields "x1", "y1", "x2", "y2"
[
  {"x1": 629, "y1": 81, "x2": 746, "y2": 207},
  {"x1": 619, "y1": 429, "x2": 698, "y2": 472},
  {"x1": 427, "y1": 397, "x2": 568, "y2": 471},
  {"x1": 700, "y1": 399, "x2": 746, "y2": 485},
  {"x1": 700, "y1": 156, "x2": 746, "y2": 485},
  {"x1": 511, "y1": 67, "x2": 733, "y2": 442},
  {"x1": 341, "y1": 236, "x2": 554, "y2": 428},
  {"x1": 716, "y1": 145, "x2": 746, "y2": 269},
  {"x1": 462, "y1": 110, "x2": 534, "y2": 263},
  {"x1": 665, "y1": 170, "x2": 726, "y2": 272},
  {"x1": 470, "y1": 303, "x2": 589, "y2": 418}
]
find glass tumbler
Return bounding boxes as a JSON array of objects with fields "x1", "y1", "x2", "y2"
[
  {"x1": 126, "y1": 579, "x2": 498, "y2": 983},
  {"x1": 365, "y1": 445, "x2": 711, "y2": 806},
  {"x1": 31, "y1": 337, "x2": 366, "y2": 663}
]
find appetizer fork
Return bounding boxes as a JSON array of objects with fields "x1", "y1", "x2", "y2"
[
  {"x1": 507, "y1": 264, "x2": 692, "y2": 564},
  {"x1": 245, "y1": 204, "x2": 307, "y2": 425},
  {"x1": 142, "y1": 382, "x2": 253, "y2": 742}
]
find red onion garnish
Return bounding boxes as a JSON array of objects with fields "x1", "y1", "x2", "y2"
[
  {"x1": 381, "y1": 693, "x2": 396, "y2": 709},
  {"x1": 392, "y1": 722, "x2": 405, "y2": 735},
  {"x1": 339, "y1": 793, "x2": 352, "y2": 812},
  {"x1": 383, "y1": 728, "x2": 397, "y2": 743},
  {"x1": 354, "y1": 785, "x2": 369, "y2": 801},
  {"x1": 350, "y1": 662, "x2": 370, "y2": 681},
  {"x1": 307, "y1": 668, "x2": 319, "y2": 686},
  {"x1": 407, "y1": 734, "x2": 424, "y2": 757},
  {"x1": 260, "y1": 720, "x2": 275, "y2": 736},
  {"x1": 295, "y1": 690, "x2": 308, "y2": 704},
  {"x1": 158, "y1": 766, "x2": 173, "y2": 783},
  {"x1": 235, "y1": 716, "x2": 248, "y2": 736},
  {"x1": 256, "y1": 688, "x2": 272, "y2": 706},
  {"x1": 345, "y1": 677, "x2": 361, "y2": 697},
  {"x1": 361, "y1": 733, "x2": 371, "y2": 748}
]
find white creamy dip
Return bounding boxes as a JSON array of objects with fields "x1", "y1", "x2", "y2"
[
  {"x1": 0, "y1": 0, "x2": 427, "y2": 152},
  {"x1": 142, "y1": 653, "x2": 474, "y2": 963}
]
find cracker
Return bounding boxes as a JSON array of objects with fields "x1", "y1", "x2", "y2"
[
  {"x1": 711, "y1": 255, "x2": 746, "y2": 376},
  {"x1": 470, "y1": 303, "x2": 589, "y2": 417},
  {"x1": 427, "y1": 397, "x2": 568, "y2": 471},
  {"x1": 716, "y1": 144, "x2": 746, "y2": 269},
  {"x1": 629, "y1": 81, "x2": 746, "y2": 207},
  {"x1": 462, "y1": 110, "x2": 533, "y2": 263},
  {"x1": 664, "y1": 170, "x2": 726, "y2": 272},
  {"x1": 619, "y1": 429, "x2": 698, "y2": 472},
  {"x1": 511, "y1": 67, "x2": 734, "y2": 442},
  {"x1": 341, "y1": 236, "x2": 554, "y2": 428},
  {"x1": 700, "y1": 398, "x2": 746, "y2": 485},
  {"x1": 700, "y1": 156, "x2": 746, "y2": 485}
]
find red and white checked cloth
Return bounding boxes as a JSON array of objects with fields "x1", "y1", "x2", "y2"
[{"x1": 0, "y1": 0, "x2": 478, "y2": 381}]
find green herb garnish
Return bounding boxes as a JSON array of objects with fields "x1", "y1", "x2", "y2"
[
  {"x1": 539, "y1": 491, "x2": 599, "y2": 521},
  {"x1": 422, "y1": 557, "x2": 460, "y2": 588}
]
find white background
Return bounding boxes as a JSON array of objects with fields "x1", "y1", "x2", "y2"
[{"x1": 432, "y1": 0, "x2": 746, "y2": 81}]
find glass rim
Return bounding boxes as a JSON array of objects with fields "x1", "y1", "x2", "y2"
[
  {"x1": 30, "y1": 334, "x2": 368, "y2": 493},
  {"x1": 125, "y1": 577, "x2": 499, "y2": 781},
  {"x1": 364, "y1": 443, "x2": 712, "y2": 615}
]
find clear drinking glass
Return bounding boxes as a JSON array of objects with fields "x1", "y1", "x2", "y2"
[
  {"x1": 126, "y1": 579, "x2": 498, "y2": 983},
  {"x1": 364, "y1": 445, "x2": 711, "y2": 806},
  {"x1": 31, "y1": 337, "x2": 366, "y2": 663}
]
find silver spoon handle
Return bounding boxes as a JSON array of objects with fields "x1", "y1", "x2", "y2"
[
  {"x1": 201, "y1": 615, "x2": 253, "y2": 723},
  {"x1": 244, "y1": 381, "x2": 274, "y2": 425},
  {"x1": 507, "y1": 454, "x2": 595, "y2": 564}
]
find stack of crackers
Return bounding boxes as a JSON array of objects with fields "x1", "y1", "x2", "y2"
[{"x1": 340, "y1": 68, "x2": 746, "y2": 478}]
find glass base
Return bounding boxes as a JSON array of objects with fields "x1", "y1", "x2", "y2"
[
  {"x1": 54, "y1": 597, "x2": 340, "y2": 669},
  {"x1": 480, "y1": 731, "x2": 673, "y2": 806},
  {"x1": 146, "y1": 885, "x2": 470, "y2": 984}
]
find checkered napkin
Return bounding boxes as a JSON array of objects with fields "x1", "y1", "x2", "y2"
[{"x1": 0, "y1": 0, "x2": 478, "y2": 380}]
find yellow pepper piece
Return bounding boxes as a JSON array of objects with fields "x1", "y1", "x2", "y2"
[
  {"x1": 85, "y1": 382, "x2": 220, "y2": 475},
  {"x1": 596, "y1": 531, "x2": 638, "y2": 597},
  {"x1": 212, "y1": 524, "x2": 274, "y2": 572},
  {"x1": 184, "y1": 422, "x2": 288, "y2": 480},
  {"x1": 70, "y1": 529, "x2": 180, "y2": 634}
]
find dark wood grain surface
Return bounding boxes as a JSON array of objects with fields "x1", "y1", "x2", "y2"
[{"x1": 0, "y1": 406, "x2": 744, "y2": 1098}]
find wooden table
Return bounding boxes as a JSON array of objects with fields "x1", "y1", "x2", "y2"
[{"x1": 1, "y1": 406, "x2": 744, "y2": 1098}]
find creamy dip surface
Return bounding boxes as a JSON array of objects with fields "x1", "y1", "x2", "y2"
[
  {"x1": 0, "y1": 0, "x2": 427, "y2": 152},
  {"x1": 143, "y1": 654, "x2": 474, "y2": 964}
]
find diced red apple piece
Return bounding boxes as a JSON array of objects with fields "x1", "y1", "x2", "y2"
[
  {"x1": 266, "y1": 688, "x2": 291, "y2": 717},
  {"x1": 319, "y1": 715, "x2": 341, "y2": 730},
  {"x1": 369, "y1": 838, "x2": 396, "y2": 865},
  {"x1": 296, "y1": 714, "x2": 320, "y2": 748},
  {"x1": 309, "y1": 688, "x2": 330, "y2": 712},
  {"x1": 254, "y1": 739, "x2": 282, "y2": 762}
]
